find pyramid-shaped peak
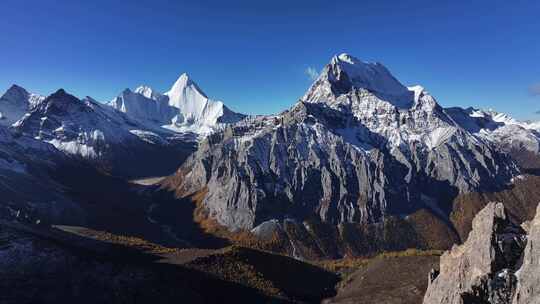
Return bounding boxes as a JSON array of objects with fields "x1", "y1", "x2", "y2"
[
  {"x1": 170, "y1": 73, "x2": 192, "y2": 89},
  {"x1": 166, "y1": 73, "x2": 208, "y2": 99},
  {"x1": 2, "y1": 84, "x2": 30, "y2": 101},
  {"x1": 178, "y1": 72, "x2": 190, "y2": 82},
  {"x1": 45, "y1": 89, "x2": 82, "y2": 105},
  {"x1": 6, "y1": 84, "x2": 29, "y2": 93},
  {"x1": 52, "y1": 88, "x2": 68, "y2": 96}
]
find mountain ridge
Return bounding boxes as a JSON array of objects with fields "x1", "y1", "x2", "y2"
[{"x1": 162, "y1": 53, "x2": 524, "y2": 245}]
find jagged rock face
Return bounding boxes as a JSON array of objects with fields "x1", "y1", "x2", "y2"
[
  {"x1": 0, "y1": 85, "x2": 44, "y2": 126},
  {"x1": 513, "y1": 203, "x2": 540, "y2": 304},
  {"x1": 14, "y1": 89, "x2": 195, "y2": 178},
  {"x1": 302, "y1": 55, "x2": 518, "y2": 193},
  {"x1": 423, "y1": 202, "x2": 527, "y2": 304},
  {"x1": 166, "y1": 54, "x2": 519, "y2": 232},
  {"x1": 170, "y1": 102, "x2": 396, "y2": 230}
]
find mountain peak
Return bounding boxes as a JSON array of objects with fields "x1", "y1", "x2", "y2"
[
  {"x1": 326, "y1": 53, "x2": 408, "y2": 97},
  {"x1": 2, "y1": 84, "x2": 30, "y2": 101},
  {"x1": 178, "y1": 72, "x2": 190, "y2": 82},
  {"x1": 333, "y1": 53, "x2": 362, "y2": 65},
  {"x1": 167, "y1": 73, "x2": 207, "y2": 97},
  {"x1": 47, "y1": 89, "x2": 72, "y2": 99},
  {"x1": 45, "y1": 89, "x2": 83, "y2": 106},
  {"x1": 109, "y1": 74, "x2": 243, "y2": 134},
  {"x1": 171, "y1": 73, "x2": 190, "y2": 89},
  {"x1": 0, "y1": 85, "x2": 33, "y2": 126},
  {"x1": 6, "y1": 84, "x2": 28, "y2": 93},
  {"x1": 166, "y1": 73, "x2": 208, "y2": 105},
  {"x1": 302, "y1": 53, "x2": 413, "y2": 109}
]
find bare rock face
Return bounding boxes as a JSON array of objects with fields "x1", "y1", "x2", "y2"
[
  {"x1": 423, "y1": 202, "x2": 527, "y2": 304},
  {"x1": 165, "y1": 54, "x2": 519, "y2": 236},
  {"x1": 512, "y1": 203, "x2": 540, "y2": 304}
]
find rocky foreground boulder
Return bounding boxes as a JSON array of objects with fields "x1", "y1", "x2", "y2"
[
  {"x1": 423, "y1": 202, "x2": 540, "y2": 304},
  {"x1": 513, "y1": 202, "x2": 540, "y2": 304}
]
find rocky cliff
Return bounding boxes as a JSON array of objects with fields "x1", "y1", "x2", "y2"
[{"x1": 424, "y1": 202, "x2": 540, "y2": 304}]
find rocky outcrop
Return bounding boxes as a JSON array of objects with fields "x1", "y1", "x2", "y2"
[
  {"x1": 512, "y1": 203, "x2": 540, "y2": 304},
  {"x1": 423, "y1": 202, "x2": 530, "y2": 304}
]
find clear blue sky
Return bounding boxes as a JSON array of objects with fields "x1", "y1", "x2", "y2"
[{"x1": 1, "y1": 0, "x2": 539, "y2": 119}]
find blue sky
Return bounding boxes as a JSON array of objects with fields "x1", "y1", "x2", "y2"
[{"x1": 1, "y1": 0, "x2": 539, "y2": 119}]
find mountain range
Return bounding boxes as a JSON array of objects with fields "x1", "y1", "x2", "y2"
[
  {"x1": 162, "y1": 54, "x2": 540, "y2": 257},
  {"x1": 2, "y1": 53, "x2": 540, "y2": 304},
  {"x1": 1, "y1": 54, "x2": 539, "y2": 253}
]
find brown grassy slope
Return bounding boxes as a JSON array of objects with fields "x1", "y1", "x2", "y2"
[
  {"x1": 510, "y1": 148, "x2": 540, "y2": 173},
  {"x1": 406, "y1": 208, "x2": 460, "y2": 249},
  {"x1": 15, "y1": 223, "x2": 338, "y2": 304},
  {"x1": 185, "y1": 246, "x2": 339, "y2": 302},
  {"x1": 451, "y1": 174, "x2": 540, "y2": 239},
  {"x1": 84, "y1": 227, "x2": 339, "y2": 302},
  {"x1": 322, "y1": 252, "x2": 441, "y2": 304},
  {"x1": 0, "y1": 224, "x2": 278, "y2": 304}
]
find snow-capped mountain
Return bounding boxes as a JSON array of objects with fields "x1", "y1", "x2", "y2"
[
  {"x1": 13, "y1": 89, "x2": 194, "y2": 178},
  {"x1": 109, "y1": 88, "x2": 177, "y2": 128},
  {"x1": 163, "y1": 53, "x2": 519, "y2": 232},
  {"x1": 0, "y1": 85, "x2": 44, "y2": 126},
  {"x1": 0, "y1": 74, "x2": 244, "y2": 178},
  {"x1": 525, "y1": 121, "x2": 540, "y2": 131},
  {"x1": 109, "y1": 73, "x2": 245, "y2": 136},
  {"x1": 446, "y1": 107, "x2": 540, "y2": 155}
]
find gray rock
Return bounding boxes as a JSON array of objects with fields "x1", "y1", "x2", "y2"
[
  {"x1": 512, "y1": 203, "x2": 540, "y2": 304},
  {"x1": 423, "y1": 202, "x2": 527, "y2": 304}
]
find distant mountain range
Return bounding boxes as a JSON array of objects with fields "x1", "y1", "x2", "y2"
[
  {"x1": 0, "y1": 74, "x2": 245, "y2": 178},
  {"x1": 0, "y1": 54, "x2": 539, "y2": 259}
]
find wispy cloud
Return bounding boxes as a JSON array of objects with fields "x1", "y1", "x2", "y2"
[
  {"x1": 305, "y1": 67, "x2": 319, "y2": 81},
  {"x1": 529, "y1": 83, "x2": 540, "y2": 96},
  {"x1": 535, "y1": 110, "x2": 540, "y2": 115}
]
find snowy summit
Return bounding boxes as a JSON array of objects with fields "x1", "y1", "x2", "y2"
[{"x1": 110, "y1": 73, "x2": 244, "y2": 135}]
